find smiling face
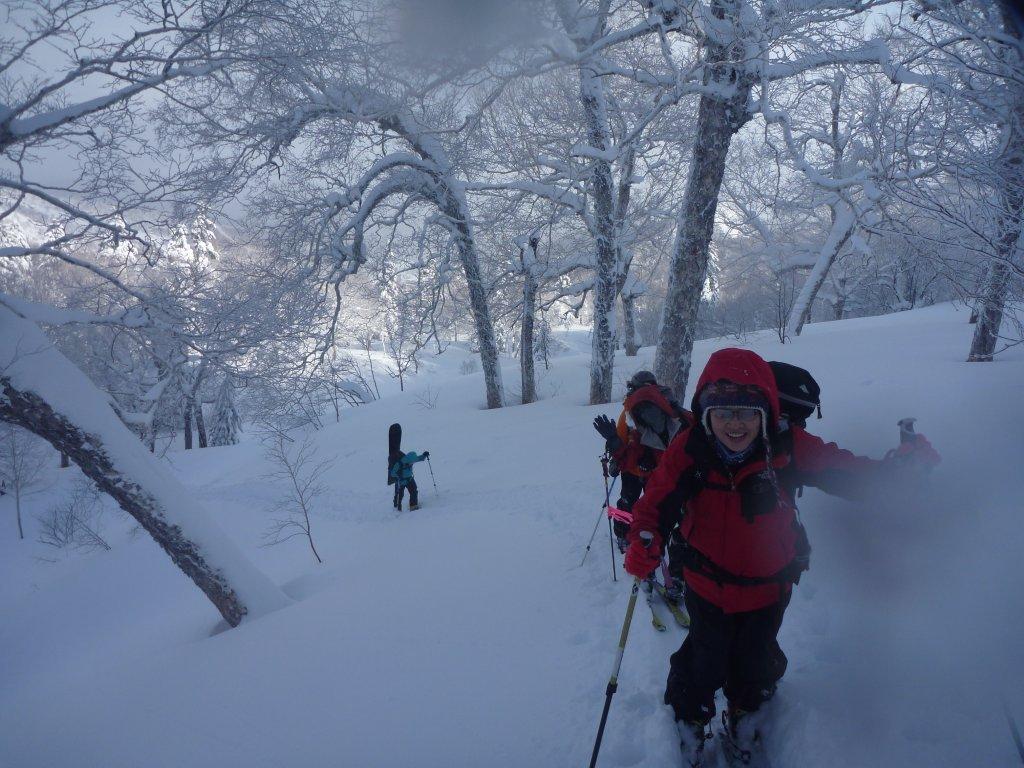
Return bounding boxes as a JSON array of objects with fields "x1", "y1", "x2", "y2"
[{"x1": 708, "y1": 408, "x2": 762, "y2": 453}]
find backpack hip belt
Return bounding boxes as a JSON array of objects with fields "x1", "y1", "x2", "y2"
[{"x1": 679, "y1": 538, "x2": 808, "y2": 587}]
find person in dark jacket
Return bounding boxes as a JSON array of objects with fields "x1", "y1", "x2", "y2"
[
  {"x1": 389, "y1": 450, "x2": 429, "y2": 511},
  {"x1": 593, "y1": 370, "x2": 691, "y2": 553},
  {"x1": 623, "y1": 348, "x2": 940, "y2": 767}
]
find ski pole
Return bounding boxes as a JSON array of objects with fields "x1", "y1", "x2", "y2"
[
  {"x1": 587, "y1": 533, "x2": 653, "y2": 768},
  {"x1": 580, "y1": 475, "x2": 617, "y2": 567},
  {"x1": 602, "y1": 455, "x2": 617, "y2": 582},
  {"x1": 607, "y1": 516, "x2": 617, "y2": 582},
  {"x1": 426, "y1": 455, "x2": 439, "y2": 496},
  {"x1": 588, "y1": 577, "x2": 639, "y2": 768},
  {"x1": 898, "y1": 416, "x2": 918, "y2": 444},
  {"x1": 886, "y1": 417, "x2": 920, "y2": 461},
  {"x1": 581, "y1": 456, "x2": 618, "y2": 573}
]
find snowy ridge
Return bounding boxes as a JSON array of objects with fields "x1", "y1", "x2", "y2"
[{"x1": 1, "y1": 303, "x2": 1022, "y2": 767}]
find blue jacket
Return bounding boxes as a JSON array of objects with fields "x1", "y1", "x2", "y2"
[{"x1": 390, "y1": 451, "x2": 426, "y2": 486}]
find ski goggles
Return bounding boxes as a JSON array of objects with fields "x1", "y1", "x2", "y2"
[{"x1": 708, "y1": 407, "x2": 762, "y2": 423}]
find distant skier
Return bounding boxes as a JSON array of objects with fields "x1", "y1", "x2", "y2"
[
  {"x1": 592, "y1": 370, "x2": 691, "y2": 553},
  {"x1": 390, "y1": 449, "x2": 429, "y2": 510},
  {"x1": 622, "y1": 348, "x2": 940, "y2": 767}
]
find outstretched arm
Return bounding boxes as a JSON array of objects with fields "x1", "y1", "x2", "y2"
[{"x1": 791, "y1": 427, "x2": 939, "y2": 500}]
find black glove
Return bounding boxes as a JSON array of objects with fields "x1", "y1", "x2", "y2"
[
  {"x1": 638, "y1": 449, "x2": 656, "y2": 473},
  {"x1": 593, "y1": 415, "x2": 618, "y2": 441},
  {"x1": 607, "y1": 457, "x2": 620, "y2": 477},
  {"x1": 423, "y1": 451, "x2": 430, "y2": 459}
]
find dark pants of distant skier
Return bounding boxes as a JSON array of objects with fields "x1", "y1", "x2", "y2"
[
  {"x1": 393, "y1": 479, "x2": 418, "y2": 510},
  {"x1": 612, "y1": 471, "x2": 645, "y2": 541},
  {"x1": 665, "y1": 590, "x2": 790, "y2": 722}
]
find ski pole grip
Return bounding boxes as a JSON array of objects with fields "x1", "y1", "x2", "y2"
[{"x1": 898, "y1": 417, "x2": 918, "y2": 445}]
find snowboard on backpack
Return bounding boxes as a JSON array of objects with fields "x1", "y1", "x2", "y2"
[{"x1": 387, "y1": 423, "x2": 402, "y2": 485}]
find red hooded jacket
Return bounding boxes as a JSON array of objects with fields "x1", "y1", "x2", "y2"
[{"x1": 628, "y1": 348, "x2": 885, "y2": 614}]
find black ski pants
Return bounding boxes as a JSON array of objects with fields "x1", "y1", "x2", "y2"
[
  {"x1": 665, "y1": 588, "x2": 790, "y2": 724},
  {"x1": 613, "y1": 471, "x2": 645, "y2": 539},
  {"x1": 393, "y1": 479, "x2": 418, "y2": 509}
]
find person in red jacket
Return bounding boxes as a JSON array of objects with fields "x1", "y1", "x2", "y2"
[
  {"x1": 593, "y1": 370, "x2": 691, "y2": 554},
  {"x1": 623, "y1": 348, "x2": 939, "y2": 767}
]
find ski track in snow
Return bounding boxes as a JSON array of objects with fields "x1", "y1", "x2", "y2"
[{"x1": 1, "y1": 304, "x2": 1023, "y2": 767}]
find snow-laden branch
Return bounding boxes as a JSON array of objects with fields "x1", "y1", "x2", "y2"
[
  {"x1": 323, "y1": 152, "x2": 440, "y2": 212},
  {"x1": 1, "y1": 61, "x2": 228, "y2": 150},
  {"x1": 463, "y1": 179, "x2": 594, "y2": 231},
  {"x1": 0, "y1": 292, "x2": 151, "y2": 328},
  {"x1": 0, "y1": 179, "x2": 139, "y2": 245},
  {"x1": 323, "y1": 169, "x2": 436, "y2": 280}
]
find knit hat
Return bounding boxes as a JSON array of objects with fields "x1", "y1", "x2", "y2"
[
  {"x1": 626, "y1": 370, "x2": 657, "y2": 393},
  {"x1": 697, "y1": 380, "x2": 770, "y2": 437}
]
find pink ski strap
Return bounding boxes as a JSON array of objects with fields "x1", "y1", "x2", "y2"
[{"x1": 606, "y1": 505, "x2": 634, "y2": 525}]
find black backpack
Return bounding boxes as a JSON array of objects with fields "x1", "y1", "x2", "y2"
[{"x1": 769, "y1": 361, "x2": 821, "y2": 427}]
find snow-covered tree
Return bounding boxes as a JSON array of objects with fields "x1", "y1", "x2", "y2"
[
  {"x1": 650, "y1": 0, "x2": 924, "y2": 395},
  {"x1": 157, "y1": 2, "x2": 512, "y2": 408},
  {"x1": 0, "y1": 1, "x2": 291, "y2": 626},
  {"x1": 209, "y1": 379, "x2": 242, "y2": 447},
  {"x1": 897, "y1": 1, "x2": 1024, "y2": 361},
  {"x1": 0, "y1": 423, "x2": 50, "y2": 540},
  {"x1": 463, "y1": 0, "x2": 694, "y2": 403}
]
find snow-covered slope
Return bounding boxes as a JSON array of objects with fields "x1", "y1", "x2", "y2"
[{"x1": 1, "y1": 304, "x2": 1022, "y2": 767}]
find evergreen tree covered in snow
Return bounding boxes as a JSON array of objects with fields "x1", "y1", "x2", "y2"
[{"x1": 209, "y1": 379, "x2": 241, "y2": 446}]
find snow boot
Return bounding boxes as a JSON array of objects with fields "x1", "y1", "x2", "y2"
[
  {"x1": 721, "y1": 707, "x2": 766, "y2": 767},
  {"x1": 410, "y1": 502, "x2": 420, "y2": 511},
  {"x1": 676, "y1": 719, "x2": 710, "y2": 768},
  {"x1": 664, "y1": 579, "x2": 685, "y2": 603}
]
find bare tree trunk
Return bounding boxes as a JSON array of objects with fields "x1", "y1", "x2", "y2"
[
  {"x1": 579, "y1": 62, "x2": 619, "y2": 405},
  {"x1": 622, "y1": 293, "x2": 639, "y2": 356},
  {"x1": 60, "y1": 451, "x2": 69, "y2": 468},
  {"x1": 655, "y1": 0, "x2": 752, "y2": 397},
  {"x1": 382, "y1": 113, "x2": 504, "y2": 408},
  {"x1": 1, "y1": 382, "x2": 258, "y2": 623},
  {"x1": 308, "y1": 528, "x2": 322, "y2": 564},
  {"x1": 787, "y1": 73, "x2": 859, "y2": 338},
  {"x1": 14, "y1": 485, "x2": 23, "y2": 539},
  {"x1": 453, "y1": 227, "x2": 503, "y2": 407},
  {"x1": 969, "y1": 260, "x2": 1013, "y2": 360},
  {"x1": 555, "y1": 3, "x2": 623, "y2": 405},
  {"x1": 521, "y1": 268, "x2": 537, "y2": 405},
  {"x1": 190, "y1": 364, "x2": 208, "y2": 448},
  {"x1": 183, "y1": 404, "x2": 193, "y2": 450},
  {"x1": 195, "y1": 402, "x2": 208, "y2": 448},
  {"x1": 786, "y1": 204, "x2": 857, "y2": 337},
  {"x1": 615, "y1": 145, "x2": 639, "y2": 360},
  {"x1": 969, "y1": 0, "x2": 1024, "y2": 362},
  {"x1": 833, "y1": 291, "x2": 847, "y2": 321},
  {"x1": 6, "y1": 438, "x2": 24, "y2": 539}
]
